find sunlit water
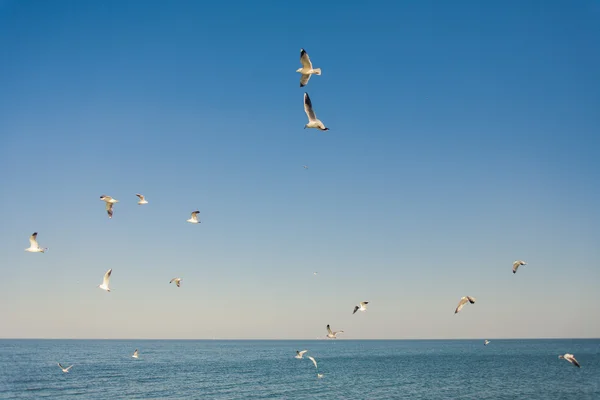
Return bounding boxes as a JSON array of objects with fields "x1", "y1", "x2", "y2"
[{"x1": 1, "y1": 339, "x2": 598, "y2": 399}]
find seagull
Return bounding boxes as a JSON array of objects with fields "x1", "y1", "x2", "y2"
[
  {"x1": 170, "y1": 278, "x2": 182, "y2": 287},
  {"x1": 559, "y1": 353, "x2": 581, "y2": 368},
  {"x1": 326, "y1": 324, "x2": 343, "y2": 339},
  {"x1": 187, "y1": 211, "x2": 200, "y2": 224},
  {"x1": 454, "y1": 296, "x2": 476, "y2": 314},
  {"x1": 295, "y1": 350, "x2": 308, "y2": 359},
  {"x1": 353, "y1": 301, "x2": 369, "y2": 315},
  {"x1": 484, "y1": 340, "x2": 491, "y2": 346},
  {"x1": 303, "y1": 165, "x2": 309, "y2": 169},
  {"x1": 136, "y1": 194, "x2": 148, "y2": 205},
  {"x1": 98, "y1": 268, "x2": 112, "y2": 292},
  {"x1": 25, "y1": 232, "x2": 47, "y2": 253},
  {"x1": 100, "y1": 195, "x2": 119, "y2": 219},
  {"x1": 57, "y1": 363, "x2": 73, "y2": 373},
  {"x1": 513, "y1": 260, "x2": 527, "y2": 274},
  {"x1": 303, "y1": 93, "x2": 329, "y2": 131},
  {"x1": 307, "y1": 356, "x2": 318, "y2": 370},
  {"x1": 132, "y1": 349, "x2": 139, "y2": 359},
  {"x1": 317, "y1": 373, "x2": 324, "y2": 379},
  {"x1": 313, "y1": 272, "x2": 318, "y2": 276},
  {"x1": 297, "y1": 48, "x2": 322, "y2": 87}
]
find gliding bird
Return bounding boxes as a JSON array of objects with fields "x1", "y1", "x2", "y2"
[
  {"x1": 297, "y1": 48, "x2": 322, "y2": 87},
  {"x1": 25, "y1": 232, "x2": 47, "y2": 253},
  {"x1": 454, "y1": 296, "x2": 476, "y2": 314},
  {"x1": 303, "y1": 93, "x2": 329, "y2": 131}
]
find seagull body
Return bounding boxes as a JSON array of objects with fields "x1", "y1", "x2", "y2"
[
  {"x1": 484, "y1": 340, "x2": 491, "y2": 346},
  {"x1": 170, "y1": 278, "x2": 182, "y2": 287},
  {"x1": 353, "y1": 301, "x2": 369, "y2": 315},
  {"x1": 513, "y1": 260, "x2": 527, "y2": 274},
  {"x1": 58, "y1": 363, "x2": 73, "y2": 373},
  {"x1": 187, "y1": 211, "x2": 200, "y2": 224},
  {"x1": 454, "y1": 296, "x2": 476, "y2": 314},
  {"x1": 307, "y1": 356, "x2": 318, "y2": 370},
  {"x1": 132, "y1": 349, "x2": 139, "y2": 359},
  {"x1": 98, "y1": 268, "x2": 112, "y2": 292},
  {"x1": 100, "y1": 195, "x2": 119, "y2": 219},
  {"x1": 297, "y1": 49, "x2": 321, "y2": 87},
  {"x1": 326, "y1": 324, "x2": 343, "y2": 339},
  {"x1": 25, "y1": 232, "x2": 47, "y2": 253},
  {"x1": 295, "y1": 350, "x2": 308, "y2": 359},
  {"x1": 136, "y1": 194, "x2": 148, "y2": 205},
  {"x1": 303, "y1": 93, "x2": 329, "y2": 131},
  {"x1": 559, "y1": 353, "x2": 581, "y2": 368}
]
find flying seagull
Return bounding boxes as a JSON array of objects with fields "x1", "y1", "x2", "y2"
[
  {"x1": 559, "y1": 353, "x2": 581, "y2": 368},
  {"x1": 353, "y1": 301, "x2": 369, "y2": 315},
  {"x1": 307, "y1": 356, "x2": 318, "y2": 370},
  {"x1": 136, "y1": 194, "x2": 148, "y2": 205},
  {"x1": 170, "y1": 278, "x2": 182, "y2": 287},
  {"x1": 132, "y1": 349, "x2": 139, "y2": 359},
  {"x1": 58, "y1": 363, "x2": 73, "y2": 373},
  {"x1": 100, "y1": 195, "x2": 119, "y2": 219},
  {"x1": 303, "y1": 165, "x2": 309, "y2": 169},
  {"x1": 317, "y1": 373, "x2": 324, "y2": 379},
  {"x1": 295, "y1": 350, "x2": 308, "y2": 359},
  {"x1": 454, "y1": 296, "x2": 476, "y2": 314},
  {"x1": 326, "y1": 324, "x2": 344, "y2": 339},
  {"x1": 484, "y1": 340, "x2": 491, "y2": 346},
  {"x1": 313, "y1": 272, "x2": 318, "y2": 276},
  {"x1": 303, "y1": 93, "x2": 329, "y2": 131},
  {"x1": 513, "y1": 260, "x2": 527, "y2": 274},
  {"x1": 98, "y1": 268, "x2": 112, "y2": 292},
  {"x1": 187, "y1": 211, "x2": 200, "y2": 224},
  {"x1": 297, "y1": 48, "x2": 322, "y2": 87},
  {"x1": 25, "y1": 232, "x2": 47, "y2": 253}
]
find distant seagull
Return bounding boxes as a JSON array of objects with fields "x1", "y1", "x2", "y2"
[
  {"x1": 170, "y1": 278, "x2": 182, "y2": 287},
  {"x1": 326, "y1": 324, "x2": 344, "y2": 339},
  {"x1": 353, "y1": 301, "x2": 369, "y2": 315},
  {"x1": 513, "y1": 260, "x2": 527, "y2": 274},
  {"x1": 187, "y1": 211, "x2": 200, "y2": 224},
  {"x1": 100, "y1": 195, "x2": 119, "y2": 219},
  {"x1": 559, "y1": 353, "x2": 581, "y2": 368},
  {"x1": 317, "y1": 373, "x2": 324, "y2": 379},
  {"x1": 297, "y1": 48, "x2": 322, "y2": 87},
  {"x1": 25, "y1": 232, "x2": 47, "y2": 253},
  {"x1": 484, "y1": 340, "x2": 491, "y2": 346},
  {"x1": 295, "y1": 350, "x2": 308, "y2": 359},
  {"x1": 57, "y1": 363, "x2": 73, "y2": 373},
  {"x1": 313, "y1": 272, "x2": 318, "y2": 276},
  {"x1": 98, "y1": 268, "x2": 112, "y2": 292},
  {"x1": 303, "y1": 165, "x2": 309, "y2": 169},
  {"x1": 307, "y1": 356, "x2": 318, "y2": 370},
  {"x1": 132, "y1": 349, "x2": 139, "y2": 359},
  {"x1": 303, "y1": 93, "x2": 329, "y2": 131},
  {"x1": 454, "y1": 296, "x2": 476, "y2": 314},
  {"x1": 136, "y1": 194, "x2": 148, "y2": 205}
]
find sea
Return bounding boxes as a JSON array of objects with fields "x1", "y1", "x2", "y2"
[{"x1": 0, "y1": 339, "x2": 598, "y2": 399}]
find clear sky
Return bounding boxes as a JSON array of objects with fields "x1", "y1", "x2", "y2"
[{"x1": 0, "y1": 0, "x2": 599, "y2": 339}]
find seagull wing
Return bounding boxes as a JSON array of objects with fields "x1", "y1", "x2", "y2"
[
  {"x1": 103, "y1": 269, "x2": 112, "y2": 286},
  {"x1": 29, "y1": 232, "x2": 38, "y2": 247},
  {"x1": 304, "y1": 93, "x2": 317, "y2": 122},
  {"x1": 308, "y1": 356, "x2": 318, "y2": 369},
  {"x1": 65, "y1": 365, "x2": 73, "y2": 371},
  {"x1": 353, "y1": 305, "x2": 359, "y2": 314},
  {"x1": 300, "y1": 74, "x2": 311, "y2": 87},
  {"x1": 467, "y1": 296, "x2": 476, "y2": 304},
  {"x1": 455, "y1": 297, "x2": 468, "y2": 314},
  {"x1": 513, "y1": 261, "x2": 521, "y2": 273},
  {"x1": 133, "y1": 349, "x2": 138, "y2": 357},
  {"x1": 298, "y1": 350, "x2": 308, "y2": 357},
  {"x1": 170, "y1": 278, "x2": 176, "y2": 284},
  {"x1": 300, "y1": 49, "x2": 313, "y2": 69},
  {"x1": 58, "y1": 362, "x2": 64, "y2": 369},
  {"x1": 176, "y1": 280, "x2": 181, "y2": 287},
  {"x1": 326, "y1": 325, "x2": 333, "y2": 335},
  {"x1": 136, "y1": 194, "x2": 145, "y2": 201},
  {"x1": 106, "y1": 202, "x2": 114, "y2": 218},
  {"x1": 567, "y1": 355, "x2": 581, "y2": 367}
]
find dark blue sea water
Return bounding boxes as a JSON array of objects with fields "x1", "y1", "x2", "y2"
[{"x1": 0, "y1": 339, "x2": 598, "y2": 399}]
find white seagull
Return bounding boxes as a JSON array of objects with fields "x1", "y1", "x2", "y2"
[
  {"x1": 303, "y1": 165, "x2": 309, "y2": 169},
  {"x1": 326, "y1": 324, "x2": 343, "y2": 339},
  {"x1": 100, "y1": 195, "x2": 119, "y2": 219},
  {"x1": 303, "y1": 93, "x2": 329, "y2": 131},
  {"x1": 317, "y1": 373, "x2": 324, "y2": 379},
  {"x1": 559, "y1": 353, "x2": 581, "y2": 368},
  {"x1": 353, "y1": 301, "x2": 369, "y2": 315},
  {"x1": 25, "y1": 232, "x2": 47, "y2": 253},
  {"x1": 454, "y1": 296, "x2": 476, "y2": 314},
  {"x1": 132, "y1": 349, "x2": 139, "y2": 359},
  {"x1": 513, "y1": 260, "x2": 527, "y2": 274},
  {"x1": 307, "y1": 356, "x2": 318, "y2": 370},
  {"x1": 170, "y1": 278, "x2": 182, "y2": 287},
  {"x1": 57, "y1": 363, "x2": 73, "y2": 373},
  {"x1": 98, "y1": 268, "x2": 112, "y2": 292},
  {"x1": 136, "y1": 194, "x2": 148, "y2": 205},
  {"x1": 295, "y1": 350, "x2": 308, "y2": 359},
  {"x1": 484, "y1": 340, "x2": 491, "y2": 346},
  {"x1": 187, "y1": 211, "x2": 200, "y2": 224},
  {"x1": 297, "y1": 48, "x2": 322, "y2": 87}
]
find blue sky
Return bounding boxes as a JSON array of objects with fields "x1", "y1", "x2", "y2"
[{"x1": 0, "y1": 0, "x2": 598, "y2": 339}]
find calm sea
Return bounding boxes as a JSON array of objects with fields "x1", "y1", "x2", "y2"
[{"x1": 0, "y1": 339, "x2": 598, "y2": 399}]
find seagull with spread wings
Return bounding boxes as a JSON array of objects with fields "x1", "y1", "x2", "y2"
[
  {"x1": 187, "y1": 211, "x2": 200, "y2": 224},
  {"x1": 326, "y1": 324, "x2": 343, "y2": 339},
  {"x1": 25, "y1": 232, "x2": 47, "y2": 253},
  {"x1": 353, "y1": 301, "x2": 369, "y2": 315},
  {"x1": 136, "y1": 194, "x2": 148, "y2": 205},
  {"x1": 303, "y1": 93, "x2": 329, "y2": 131},
  {"x1": 296, "y1": 48, "x2": 322, "y2": 87},
  {"x1": 100, "y1": 195, "x2": 119, "y2": 219},
  {"x1": 98, "y1": 269, "x2": 112, "y2": 292},
  {"x1": 454, "y1": 296, "x2": 476, "y2": 314}
]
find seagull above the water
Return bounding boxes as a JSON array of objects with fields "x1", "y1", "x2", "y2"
[
  {"x1": 353, "y1": 301, "x2": 369, "y2": 315},
  {"x1": 308, "y1": 356, "x2": 318, "y2": 370},
  {"x1": 317, "y1": 373, "x2": 324, "y2": 379},
  {"x1": 25, "y1": 232, "x2": 47, "y2": 253},
  {"x1": 513, "y1": 260, "x2": 527, "y2": 274},
  {"x1": 326, "y1": 324, "x2": 343, "y2": 339},
  {"x1": 136, "y1": 194, "x2": 148, "y2": 205},
  {"x1": 187, "y1": 211, "x2": 200, "y2": 224},
  {"x1": 58, "y1": 363, "x2": 73, "y2": 373},
  {"x1": 170, "y1": 278, "x2": 182, "y2": 287},
  {"x1": 297, "y1": 48, "x2": 322, "y2": 87},
  {"x1": 454, "y1": 296, "x2": 476, "y2": 314},
  {"x1": 98, "y1": 268, "x2": 112, "y2": 292},
  {"x1": 484, "y1": 340, "x2": 491, "y2": 346},
  {"x1": 132, "y1": 349, "x2": 139, "y2": 359},
  {"x1": 100, "y1": 195, "x2": 118, "y2": 219},
  {"x1": 295, "y1": 350, "x2": 308, "y2": 359},
  {"x1": 303, "y1": 93, "x2": 329, "y2": 131},
  {"x1": 559, "y1": 353, "x2": 581, "y2": 368}
]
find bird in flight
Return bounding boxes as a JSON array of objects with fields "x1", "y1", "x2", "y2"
[
  {"x1": 513, "y1": 260, "x2": 527, "y2": 274},
  {"x1": 559, "y1": 353, "x2": 581, "y2": 368},
  {"x1": 170, "y1": 278, "x2": 182, "y2": 287},
  {"x1": 454, "y1": 296, "x2": 476, "y2": 314},
  {"x1": 295, "y1": 350, "x2": 308, "y2": 359},
  {"x1": 303, "y1": 93, "x2": 329, "y2": 131},
  {"x1": 353, "y1": 301, "x2": 369, "y2": 315},
  {"x1": 100, "y1": 195, "x2": 119, "y2": 219},
  {"x1": 297, "y1": 48, "x2": 322, "y2": 87},
  {"x1": 25, "y1": 232, "x2": 47, "y2": 253},
  {"x1": 187, "y1": 211, "x2": 200, "y2": 224},
  {"x1": 484, "y1": 340, "x2": 491, "y2": 346},
  {"x1": 136, "y1": 194, "x2": 148, "y2": 205},
  {"x1": 132, "y1": 349, "x2": 139, "y2": 359},
  {"x1": 57, "y1": 363, "x2": 73, "y2": 373},
  {"x1": 98, "y1": 269, "x2": 112, "y2": 292},
  {"x1": 326, "y1": 324, "x2": 344, "y2": 339}
]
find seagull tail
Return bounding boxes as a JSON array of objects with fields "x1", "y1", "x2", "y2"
[{"x1": 312, "y1": 68, "x2": 322, "y2": 75}]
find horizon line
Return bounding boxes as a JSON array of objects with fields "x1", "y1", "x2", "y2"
[{"x1": 1, "y1": 337, "x2": 598, "y2": 341}]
